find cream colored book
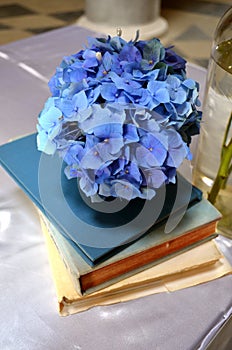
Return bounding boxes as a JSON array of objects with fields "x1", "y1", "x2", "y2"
[{"x1": 40, "y1": 216, "x2": 232, "y2": 316}]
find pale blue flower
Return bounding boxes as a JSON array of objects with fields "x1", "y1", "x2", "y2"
[
  {"x1": 100, "y1": 83, "x2": 121, "y2": 102},
  {"x1": 117, "y1": 161, "x2": 142, "y2": 185},
  {"x1": 55, "y1": 90, "x2": 88, "y2": 119},
  {"x1": 147, "y1": 80, "x2": 170, "y2": 109},
  {"x1": 109, "y1": 72, "x2": 142, "y2": 93},
  {"x1": 165, "y1": 129, "x2": 189, "y2": 168},
  {"x1": 36, "y1": 128, "x2": 57, "y2": 155},
  {"x1": 48, "y1": 67, "x2": 67, "y2": 97},
  {"x1": 99, "y1": 179, "x2": 141, "y2": 201},
  {"x1": 78, "y1": 104, "x2": 126, "y2": 133},
  {"x1": 132, "y1": 68, "x2": 159, "y2": 81},
  {"x1": 143, "y1": 168, "x2": 167, "y2": 189},
  {"x1": 63, "y1": 142, "x2": 85, "y2": 165},
  {"x1": 79, "y1": 170, "x2": 98, "y2": 197},
  {"x1": 166, "y1": 75, "x2": 187, "y2": 104},
  {"x1": 124, "y1": 88, "x2": 151, "y2": 106},
  {"x1": 37, "y1": 97, "x2": 63, "y2": 155},
  {"x1": 38, "y1": 98, "x2": 62, "y2": 138}
]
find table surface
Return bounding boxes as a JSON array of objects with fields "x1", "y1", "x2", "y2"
[{"x1": 1, "y1": 26, "x2": 232, "y2": 350}]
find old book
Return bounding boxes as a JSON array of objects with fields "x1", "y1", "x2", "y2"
[
  {"x1": 40, "y1": 215, "x2": 232, "y2": 316},
  {"x1": 39, "y1": 197, "x2": 220, "y2": 295},
  {"x1": 0, "y1": 133, "x2": 203, "y2": 267}
]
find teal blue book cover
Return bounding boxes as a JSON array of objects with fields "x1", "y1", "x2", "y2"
[{"x1": 0, "y1": 134, "x2": 202, "y2": 266}]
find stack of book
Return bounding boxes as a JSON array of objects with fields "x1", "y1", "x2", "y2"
[{"x1": 0, "y1": 134, "x2": 231, "y2": 316}]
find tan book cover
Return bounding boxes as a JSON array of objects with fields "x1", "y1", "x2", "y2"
[{"x1": 40, "y1": 216, "x2": 232, "y2": 316}]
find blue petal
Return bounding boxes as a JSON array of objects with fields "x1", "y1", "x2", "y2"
[
  {"x1": 98, "y1": 182, "x2": 112, "y2": 197},
  {"x1": 155, "y1": 88, "x2": 170, "y2": 103},
  {"x1": 103, "y1": 51, "x2": 113, "y2": 71},
  {"x1": 76, "y1": 106, "x2": 92, "y2": 123},
  {"x1": 37, "y1": 130, "x2": 57, "y2": 155},
  {"x1": 86, "y1": 86, "x2": 101, "y2": 104},
  {"x1": 110, "y1": 36, "x2": 127, "y2": 51},
  {"x1": 144, "y1": 168, "x2": 167, "y2": 188},
  {"x1": 63, "y1": 143, "x2": 84, "y2": 165},
  {"x1": 175, "y1": 102, "x2": 192, "y2": 116},
  {"x1": 93, "y1": 123, "x2": 123, "y2": 139},
  {"x1": 80, "y1": 138, "x2": 123, "y2": 169},
  {"x1": 101, "y1": 83, "x2": 118, "y2": 101},
  {"x1": 79, "y1": 173, "x2": 98, "y2": 197},
  {"x1": 73, "y1": 90, "x2": 89, "y2": 111},
  {"x1": 166, "y1": 75, "x2": 180, "y2": 88},
  {"x1": 55, "y1": 98, "x2": 74, "y2": 118},
  {"x1": 95, "y1": 166, "x2": 111, "y2": 184},
  {"x1": 70, "y1": 68, "x2": 87, "y2": 82},
  {"x1": 118, "y1": 43, "x2": 142, "y2": 63},
  {"x1": 139, "y1": 187, "x2": 156, "y2": 200},
  {"x1": 119, "y1": 162, "x2": 142, "y2": 184},
  {"x1": 135, "y1": 144, "x2": 162, "y2": 167},
  {"x1": 39, "y1": 105, "x2": 62, "y2": 129},
  {"x1": 64, "y1": 164, "x2": 81, "y2": 179},
  {"x1": 111, "y1": 180, "x2": 141, "y2": 200},
  {"x1": 79, "y1": 104, "x2": 125, "y2": 133},
  {"x1": 166, "y1": 147, "x2": 186, "y2": 167},
  {"x1": 80, "y1": 148, "x2": 105, "y2": 170},
  {"x1": 166, "y1": 130, "x2": 188, "y2": 167},
  {"x1": 123, "y1": 124, "x2": 139, "y2": 144},
  {"x1": 98, "y1": 137, "x2": 124, "y2": 156},
  {"x1": 82, "y1": 49, "x2": 99, "y2": 68},
  {"x1": 182, "y1": 79, "x2": 196, "y2": 89},
  {"x1": 132, "y1": 69, "x2": 159, "y2": 80}
]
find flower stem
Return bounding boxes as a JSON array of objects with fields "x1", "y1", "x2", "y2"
[{"x1": 208, "y1": 112, "x2": 232, "y2": 204}]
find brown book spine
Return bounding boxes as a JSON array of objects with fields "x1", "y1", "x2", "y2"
[{"x1": 80, "y1": 221, "x2": 217, "y2": 292}]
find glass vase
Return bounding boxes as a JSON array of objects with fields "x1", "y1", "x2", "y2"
[{"x1": 193, "y1": 7, "x2": 232, "y2": 237}]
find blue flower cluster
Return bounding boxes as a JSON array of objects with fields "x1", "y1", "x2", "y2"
[{"x1": 37, "y1": 34, "x2": 202, "y2": 201}]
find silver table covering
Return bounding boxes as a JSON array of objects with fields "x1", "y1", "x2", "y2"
[{"x1": 0, "y1": 26, "x2": 232, "y2": 350}]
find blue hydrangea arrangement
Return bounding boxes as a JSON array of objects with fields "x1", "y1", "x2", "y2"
[{"x1": 37, "y1": 33, "x2": 202, "y2": 201}]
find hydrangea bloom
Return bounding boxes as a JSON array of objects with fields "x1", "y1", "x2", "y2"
[{"x1": 37, "y1": 34, "x2": 202, "y2": 201}]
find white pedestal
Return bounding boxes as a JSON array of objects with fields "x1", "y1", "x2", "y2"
[
  {"x1": 76, "y1": 0, "x2": 168, "y2": 40},
  {"x1": 77, "y1": 16, "x2": 168, "y2": 40}
]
